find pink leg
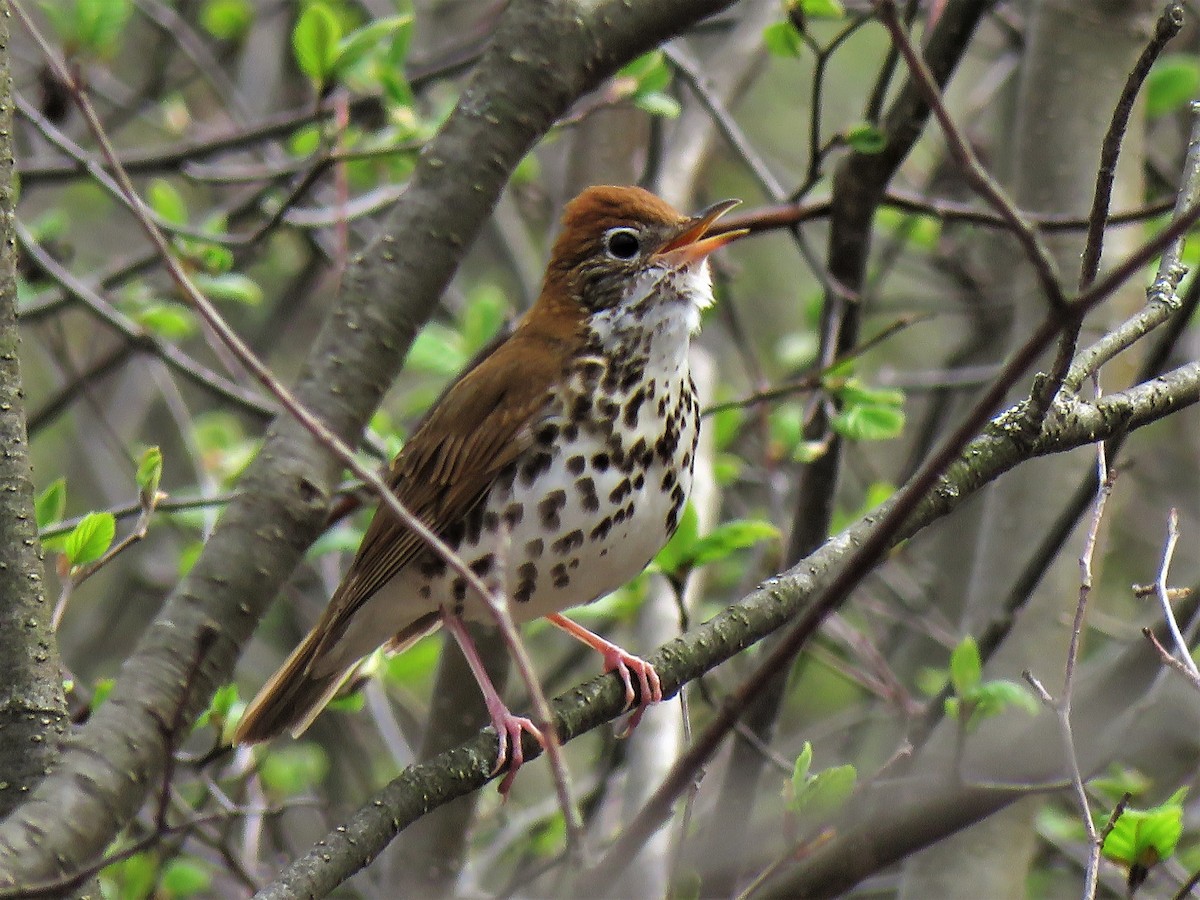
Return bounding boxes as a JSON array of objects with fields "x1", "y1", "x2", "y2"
[
  {"x1": 546, "y1": 613, "x2": 663, "y2": 734},
  {"x1": 441, "y1": 610, "x2": 544, "y2": 796}
]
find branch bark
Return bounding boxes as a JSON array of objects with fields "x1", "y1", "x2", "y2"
[{"x1": 0, "y1": 0, "x2": 69, "y2": 822}]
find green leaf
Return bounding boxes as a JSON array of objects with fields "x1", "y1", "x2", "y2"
[
  {"x1": 1147, "y1": 55, "x2": 1200, "y2": 119},
  {"x1": 831, "y1": 403, "x2": 906, "y2": 441},
  {"x1": 100, "y1": 850, "x2": 155, "y2": 900},
  {"x1": 845, "y1": 122, "x2": 886, "y2": 154},
  {"x1": 325, "y1": 690, "x2": 365, "y2": 713},
  {"x1": 687, "y1": 520, "x2": 780, "y2": 568},
  {"x1": 406, "y1": 324, "x2": 465, "y2": 376},
  {"x1": 258, "y1": 742, "x2": 330, "y2": 796},
  {"x1": 791, "y1": 741, "x2": 814, "y2": 787},
  {"x1": 136, "y1": 446, "x2": 163, "y2": 499},
  {"x1": 652, "y1": 502, "x2": 700, "y2": 575},
  {"x1": 799, "y1": 0, "x2": 845, "y2": 17},
  {"x1": 160, "y1": 858, "x2": 211, "y2": 898},
  {"x1": 384, "y1": 633, "x2": 441, "y2": 685},
  {"x1": 200, "y1": 0, "x2": 254, "y2": 40},
  {"x1": 763, "y1": 20, "x2": 805, "y2": 57},
  {"x1": 194, "y1": 682, "x2": 239, "y2": 732},
  {"x1": 193, "y1": 272, "x2": 263, "y2": 306},
  {"x1": 134, "y1": 302, "x2": 197, "y2": 340},
  {"x1": 148, "y1": 178, "x2": 188, "y2": 226},
  {"x1": 1101, "y1": 790, "x2": 1187, "y2": 870},
  {"x1": 64, "y1": 511, "x2": 116, "y2": 567},
  {"x1": 332, "y1": 15, "x2": 412, "y2": 79},
  {"x1": 52, "y1": 0, "x2": 132, "y2": 57},
  {"x1": 968, "y1": 679, "x2": 1039, "y2": 720},
  {"x1": 793, "y1": 765, "x2": 857, "y2": 818},
  {"x1": 836, "y1": 381, "x2": 904, "y2": 407},
  {"x1": 292, "y1": 2, "x2": 342, "y2": 89},
  {"x1": 949, "y1": 636, "x2": 981, "y2": 696},
  {"x1": 91, "y1": 677, "x2": 114, "y2": 711},
  {"x1": 35, "y1": 478, "x2": 67, "y2": 529},
  {"x1": 619, "y1": 51, "x2": 671, "y2": 93},
  {"x1": 633, "y1": 91, "x2": 682, "y2": 119},
  {"x1": 461, "y1": 284, "x2": 508, "y2": 353}
]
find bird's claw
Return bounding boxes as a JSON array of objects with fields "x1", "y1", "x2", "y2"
[
  {"x1": 489, "y1": 712, "x2": 544, "y2": 798},
  {"x1": 603, "y1": 649, "x2": 663, "y2": 739}
]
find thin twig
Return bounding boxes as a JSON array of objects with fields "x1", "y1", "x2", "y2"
[
  {"x1": 1068, "y1": 101, "x2": 1200, "y2": 392},
  {"x1": 1078, "y1": 2, "x2": 1185, "y2": 291},
  {"x1": 1154, "y1": 509, "x2": 1200, "y2": 681},
  {"x1": 874, "y1": 0, "x2": 1065, "y2": 311}
]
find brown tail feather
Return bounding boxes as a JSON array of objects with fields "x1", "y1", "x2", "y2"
[
  {"x1": 234, "y1": 627, "x2": 352, "y2": 744},
  {"x1": 235, "y1": 611, "x2": 442, "y2": 745}
]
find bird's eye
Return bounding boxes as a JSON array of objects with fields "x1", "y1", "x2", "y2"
[{"x1": 604, "y1": 228, "x2": 642, "y2": 260}]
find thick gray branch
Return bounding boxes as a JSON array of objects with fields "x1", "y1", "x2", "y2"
[{"x1": 0, "y1": 0, "x2": 68, "y2": 822}]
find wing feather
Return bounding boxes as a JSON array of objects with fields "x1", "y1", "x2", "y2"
[{"x1": 306, "y1": 323, "x2": 576, "y2": 660}]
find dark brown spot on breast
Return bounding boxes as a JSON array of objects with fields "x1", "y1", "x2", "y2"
[
  {"x1": 550, "y1": 562, "x2": 570, "y2": 589},
  {"x1": 552, "y1": 529, "x2": 584, "y2": 555},
  {"x1": 567, "y1": 455, "x2": 585, "y2": 476},
  {"x1": 576, "y1": 476, "x2": 599, "y2": 512},
  {"x1": 590, "y1": 516, "x2": 613, "y2": 541},
  {"x1": 539, "y1": 489, "x2": 567, "y2": 530},
  {"x1": 623, "y1": 388, "x2": 646, "y2": 427},
  {"x1": 520, "y1": 450, "x2": 553, "y2": 487},
  {"x1": 609, "y1": 477, "x2": 632, "y2": 504},
  {"x1": 591, "y1": 452, "x2": 610, "y2": 472},
  {"x1": 525, "y1": 538, "x2": 544, "y2": 558},
  {"x1": 514, "y1": 561, "x2": 538, "y2": 603},
  {"x1": 537, "y1": 422, "x2": 559, "y2": 445}
]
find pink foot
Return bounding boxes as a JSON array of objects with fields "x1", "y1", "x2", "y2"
[
  {"x1": 545, "y1": 613, "x2": 664, "y2": 736},
  {"x1": 442, "y1": 609, "x2": 546, "y2": 797},
  {"x1": 602, "y1": 646, "x2": 663, "y2": 737},
  {"x1": 486, "y1": 704, "x2": 544, "y2": 797}
]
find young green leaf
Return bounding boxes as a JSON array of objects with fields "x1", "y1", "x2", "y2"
[
  {"x1": 292, "y1": 2, "x2": 342, "y2": 89},
  {"x1": 1146, "y1": 56, "x2": 1200, "y2": 119},
  {"x1": 793, "y1": 765, "x2": 857, "y2": 819},
  {"x1": 799, "y1": 0, "x2": 845, "y2": 17},
  {"x1": 1101, "y1": 789, "x2": 1187, "y2": 873},
  {"x1": 148, "y1": 178, "x2": 188, "y2": 226},
  {"x1": 258, "y1": 742, "x2": 331, "y2": 797},
  {"x1": 845, "y1": 122, "x2": 886, "y2": 154},
  {"x1": 831, "y1": 403, "x2": 906, "y2": 442},
  {"x1": 763, "y1": 20, "x2": 805, "y2": 57},
  {"x1": 136, "y1": 446, "x2": 163, "y2": 500},
  {"x1": 192, "y1": 272, "x2": 264, "y2": 306},
  {"x1": 686, "y1": 520, "x2": 780, "y2": 568},
  {"x1": 134, "y1": 302, "x2": 197, "y2": 340},
  {"x1": 35, "y1": 478, "x2": 67, "y2": 529},
  {"x1": 949, "y1": 636, "x2": 982, "y2": 696},
  {"x1": 200, "y1": 0, "x2": 254, "y2": 40},
  {"x1": 64, "y1": 511, "x2": 116, "y2": 568},
  {"x1": 331, "y1": 15, "x2": 412, "y2": 80},
  {"x1": 792, "y1": 741, "x2": 814, "y2": 787},
  {"x1": 160, "y1": 858, "x2": 212, "y2": 897}
]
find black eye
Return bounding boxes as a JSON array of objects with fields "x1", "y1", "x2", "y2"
[{"x1": 605, "y1": 228, "x2": 641, "y2": 260}]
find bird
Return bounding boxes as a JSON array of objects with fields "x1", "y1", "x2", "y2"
[{"x1": 234, "y1": 185, "x2": 745, "y2": 791}]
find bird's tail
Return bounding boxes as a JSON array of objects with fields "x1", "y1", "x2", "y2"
[{"x1": 234, "y1": 611, "x2": 440, "y2": 745}]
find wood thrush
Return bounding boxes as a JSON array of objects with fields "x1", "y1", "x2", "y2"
[{"x1": 235, "y1": 185, "x2": 744, "y2": 790}]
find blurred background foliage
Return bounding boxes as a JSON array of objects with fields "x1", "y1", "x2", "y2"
[{"x1": 13, "y1": 0, "x2": 1200, "y2": 896}]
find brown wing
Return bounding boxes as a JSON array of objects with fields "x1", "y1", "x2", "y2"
[{"x1": 308, "y1": 318, "x2": 579, "y2": 656}]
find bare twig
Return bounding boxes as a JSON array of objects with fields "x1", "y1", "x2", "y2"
[{"x1": 874, "y1": 0, "x2": 1065, "y2": 311}]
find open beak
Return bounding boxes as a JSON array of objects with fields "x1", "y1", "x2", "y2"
[{"x1": 653, "y1": 199, "x2": 748, "y2": 269}]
